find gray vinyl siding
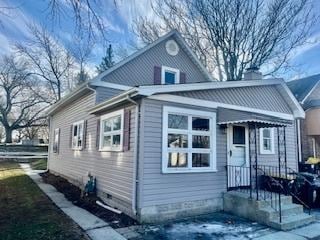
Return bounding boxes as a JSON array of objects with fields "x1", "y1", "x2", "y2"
[
  {"x1": 139, "y1": 98, "x2": 227, "y2": 208},
  {"x1": 173, "y1": 85, "x2": 292, "y2": 114},
  {"x1": 256, "y1": 124, "x2": 298, "y2": 171},
  {"x1": 139, "y1": 98, "x2": 298, "y2": 208},
  {"x1": 48, "y1": 92, "x2": 136, "y2": 211},
  {"x1": 95, "y1": 87, "x2": 123, "y2": 104},
  {"x1": 102, "y1": 36, "x2": 208, "y2": 86}
]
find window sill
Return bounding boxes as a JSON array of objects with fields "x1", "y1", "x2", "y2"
[
  {"x1": 260, "y1": 151, "x2": 275, "y2": 155},
  {"x1": 162, "y1": 168, "x2": 218, "y2": 174},
  {"x1": 99, "y1": 148, "x2": 123, "y2": 152}
]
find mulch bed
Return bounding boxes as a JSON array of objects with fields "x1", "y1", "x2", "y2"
[{"x1": 40, "y1": 171, "x2": 138, "y2": 229}]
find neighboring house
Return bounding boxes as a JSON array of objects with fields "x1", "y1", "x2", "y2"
[
  {"x1": 47, "y1": 30, "x2": 304, "y2": 223},
  {"x1": 287, "y1": 74, "x2": 320, "y2": 162}
]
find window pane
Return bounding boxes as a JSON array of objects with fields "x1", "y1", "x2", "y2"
[
  {"x1": 192, "y1": 135, "x2": 210, "y2": 148},
  {"x1": 104, "y1": 120, "x2": 112, "y2": 132},
  {"x1": 78, "y1": 124, "x2": 83, "y2": 136},
  {"x1": 233, "y1": 126, "x2": 245, "y2": 145},
  {"x1": 263, "y1": 139, "x2": 271, "y2": 150},
  {"x1": 103, "y1": 135, "x2": 111, "y2": 147},
  {"x1": 168, "y1": 114, "x2": 188, "y2": 129},
  {"x1": 263, "y1": 129, "x2": 271, "y2": 138},
  {"x1": 168, "y1": 153, "x2": 187, "y2": 168},
  {"x1": 113, "y1": 116, "x2": 121, "y2": 130},
  {"x1": 192, "y1": 117, "x2": 209, "y2": 131},
  {"x1": 165, "y1": 71, "x2": 176, "y2": 84},
  {"x1": 168, "y1": 134, "x2": 188, "y2": 148},
  {"x1": 73, "y1": 125, "x2": 78, "y2": 136},
  {"x1": 192, "y1": 153, "x2": 210, "y2": 167},
  {"x1": 113, "y1": 134, "x2": 121, "y2": 146}
]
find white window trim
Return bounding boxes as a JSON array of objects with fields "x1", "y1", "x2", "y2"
[
  {"x1": 72, "y1": 120, "x2": 84, "y2": 150},
  {"x1": 259, "y1": 128, "x2": 275, "y2": 155},
  {"x1": 99, "y1": 109, "x2": 124, "y2": 152},
  {"x1": 162, "y1": 106, "x2": 217, "y2": 173},
  {"x1": 161, "y1": 66, "x2": 180, "y2": 85}
]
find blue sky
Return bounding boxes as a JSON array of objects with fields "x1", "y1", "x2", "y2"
[{"x1": 1, "y1": 0, "x2": 320, "y2": 80}]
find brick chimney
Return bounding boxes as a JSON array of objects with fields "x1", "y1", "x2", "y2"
[{"x1": 243, "y1": 66, "x2": 262, "y2": 81}]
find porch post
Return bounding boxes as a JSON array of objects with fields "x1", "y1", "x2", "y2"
[
  {"x1": 283, "y1": 126, "x2": 288, "y2": 178},
  {"x1": 254, "y1": 123, "x2": 258, "y2": 201},
  {"x1": 277, "y1": 127, "x2": 282, "y2": 223},
  {"x1": 249, "y1": 124, "x2": 252, "y2": 199}
]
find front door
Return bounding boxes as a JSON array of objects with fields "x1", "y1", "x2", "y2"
[{"x1": 227, "y1": 125, "x2": 250, "y2": 189}]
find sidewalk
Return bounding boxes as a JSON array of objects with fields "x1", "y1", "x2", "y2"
[{"x1": 20, "y1": 164, "x2": 126, "y2": 240}]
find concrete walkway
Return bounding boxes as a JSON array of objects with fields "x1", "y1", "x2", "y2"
[
  {"x1": 20, "y1": 164, "x2": 126, "y2": 240},
  {"x1": 253, "y1": 222, "x2": 320, "y2": 240}
]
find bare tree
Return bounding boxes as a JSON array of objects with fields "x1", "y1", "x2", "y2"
[
  {"x1": 134, "y1": 0, "x2": 317, "y2": 81},
  {"x1": 16, "y1": 24, "x2": 76, "y2": 102},
  {"x1": 47, "y1": 0, "x2": 110, "y2": 43},
  {"x1": 0, "y1": 55, "x2": 48, "y2": 143}
]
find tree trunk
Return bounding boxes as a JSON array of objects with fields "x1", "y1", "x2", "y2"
[{"x1": 5, "y1": 128, "x2": 13, "y2": 143}]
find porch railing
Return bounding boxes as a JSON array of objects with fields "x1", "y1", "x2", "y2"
[{"x1": 227, "y1": 164, "x2": 312, "y2": 223}]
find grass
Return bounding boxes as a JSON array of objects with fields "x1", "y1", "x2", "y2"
[
  {"x1": 30, "y1": 158, "x2": 47, "y2": 170},
  {"x1": 0, "y1": 161, "x2": 89, "y2": 240}
]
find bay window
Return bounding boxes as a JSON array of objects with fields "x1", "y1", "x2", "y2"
[
  {"x1": 162, "y1": 106, "x2": 216, "y2": 173},
  {"x1": 99, "y1": 109, "x2": 124, "y2": 151}
]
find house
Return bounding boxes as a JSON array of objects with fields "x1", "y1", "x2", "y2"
[
  {"x1": 47, "y1": 30, "x2": 306, "y2": 226},
  {"x1": 287, "y1": 74, "x2": 320, "y2": 162}
]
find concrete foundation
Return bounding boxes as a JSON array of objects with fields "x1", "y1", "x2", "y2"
[{"x1": 138, "y1": 197, "x2": 223, "y2": 223}]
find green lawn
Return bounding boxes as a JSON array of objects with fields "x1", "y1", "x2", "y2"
[
  {"x1": 30, "y1": 158, "x2": 47, "y2": 170},
  {"x1": 0, "y1": 162, "x2": 89, "y2": 240}
]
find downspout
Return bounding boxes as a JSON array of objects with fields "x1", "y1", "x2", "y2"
[
  {"x1": 297, "y1": 119, "x2": 302, "y2": 162},
  {"x1": 126, "y1": 95, "x2": 140, "y2": 216},
  {"x1": 46, "y1": 116, "x2": 52, "y2": 172}
]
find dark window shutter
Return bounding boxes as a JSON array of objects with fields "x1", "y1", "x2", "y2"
[
  {"x1": 154, "y1": 66, "x2": 162, "y2": 85},
  {"x1": 69, "y1": 125, "x2": 73, "y2": 148},
  {"x1": 82, "y1": 120, "x2": 87, "y2": 150},
  {"x1": 180, "y1": 72, "x2": 186, "y2": 84},
  {"x1": 123, "y1": 109, "x2": 131, "y2": 151},
  {"x1": 96, "y1": 119, "x2": 101, "y2": 150}
]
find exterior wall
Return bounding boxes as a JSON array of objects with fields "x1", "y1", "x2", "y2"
[
  {"x1": 102, "y1": 36, "x2": 208, "y2": 86},
  {"x1": 256, "y1": 123, "x2": 298, "y2": 170},
  {"x1": 300, "y1": 118, "x2": 320, "y2": 161},
  {"x1": 137, "y1": 96, "x2": 298, "y2": 222},
  {"x1": 173, "y1": 86, "x2": 292, "y2": 114},
  {"x1": 95, "y1": 87, "x2": 123, "y2": 104},
  {"x1": 137, "y1": 98, "x2": 225, "y2": 222},
  {"x1": 48, "y1": 92, "x2": 137, "y2": 217},
  {"x1": 305, "y1": 108, "x2": 320, "y2": 136}
]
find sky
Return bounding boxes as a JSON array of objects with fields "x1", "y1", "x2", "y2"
[{"x1": 0, "y1": 0, "x2": 320, "y2": 81}]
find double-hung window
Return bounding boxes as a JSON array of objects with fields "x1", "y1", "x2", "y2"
[
  {"x1": 99, "y1": 109, "x2": 124, "y2": 151},
  {"x1": 260, "y1": 128, "x2": 275, "y2": 154},
  {"x1": 72, "y1": 120, "x2": 84, "y2": 150},
  {"x1": 162, "y1": 106, "x2": 216, "y2": 173},
  {"x1": 161, "y1": 66, "x2": 180, "y2": 85}
]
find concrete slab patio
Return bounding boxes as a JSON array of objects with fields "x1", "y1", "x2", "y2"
[{"x1": 20, "y1": 164, "x2": 126, "y2": 240}]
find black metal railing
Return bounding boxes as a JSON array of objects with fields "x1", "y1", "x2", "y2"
[{"x1": 227, "y1": 164, "x2": 312, "y2": 223}]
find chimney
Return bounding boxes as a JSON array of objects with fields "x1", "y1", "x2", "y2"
[{"x1": 243, "y1": 66, "x2": 262, "y2": 81}]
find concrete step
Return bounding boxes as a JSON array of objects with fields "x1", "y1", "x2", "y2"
[
  {"x1": 268, "y1": 213, "x2": 315, "y2": 231},
  {"x1": 259, "y1": 204, "x2": 304, "y2": 219},
  {"x1": 257, "y1": 195, "x2": 293, "y2": 208}
]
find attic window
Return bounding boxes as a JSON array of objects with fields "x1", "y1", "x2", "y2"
[
  {"x1": 161, "y1": 66, "x2": 180, "y2": 85},
  {"x1": 165, "y1": 40, "x2": 179, "y2": 56}
]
